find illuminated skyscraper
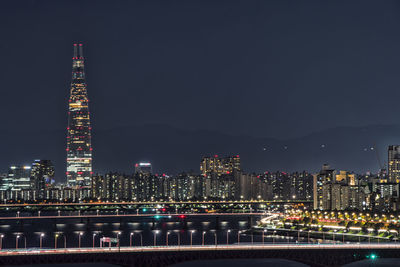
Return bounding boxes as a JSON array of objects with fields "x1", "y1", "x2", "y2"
[
  {"x1": 66, "y1": 43, "x2": 93, "y2": 186},
  {"x1": 388, "y1": 145, "x2": 400, "y2": 183}
]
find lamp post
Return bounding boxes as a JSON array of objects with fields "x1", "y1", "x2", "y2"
[
  {"x1": 17, "y1": 211, "x2": 20, "y2": 218},
  {"x1": 237, "y1": 231, "x2": 241, "y2": 245},
  {"x1": 116, "y1": 232, "x2": 121, "y2": 248},
  {"x1": 0, "y1": 234, "x2": 4, "y2": 250},
  {"x1": 226, "y1": 230, "x2": 231, "y2": 245},
  {"x1": 55, "y1": 234, "x2": 58, "y2": 249},
  {"x1": 273, "y1": 231, "x2": 276, "y2": 244},
  {"x1": 177, "y1": 231, "x2": 181, "y2": 246},
  {"x1": 130, "y1": 233, "x2": 134, "y2": 247},
  {"x1": 58, "y1": 210, "x2": 60, "y2": 217},
  {"x1": 308, "y1": 231, "x2": 310, "y2": 244},
  {"x1": 116, "y1": 209, "x2": 119, "y2": 216},
  {"x1": 153, "y1": 230, "x2": 159, "y2": 246},
  {"x1": 202, "y1": 231, "x2": 206, "y2": 246},
  {"x1": 298, "y1": 230, "x2": 302, "y2": 243},
  {"x1": 166, "y1": 232, "x2": 170, "y2": 246},
  {"x1": 38, "y1": 211, "x2": 41, "y2": 217},
  {"x1": 40, "y1": 233, "x2": 44, "y2": 249},
  {"x1": 214, "y1": 232, "x2": 217, "y2": 246},
  {"x1": 79, "y1": 232, "x2": 83, "y2": 248},
  {"x1": 96, "y1": 210, "x2": 99, "y2": 216},
  {"x1": 92, "y1": 233, "x2": 96, "y2": 248},
  {"x1": 262, "y1": 229, "x2": 267, "y2": 245},
  {"x1": 63, "y1": 235, "x2": 67, "y2": 249},
  {"x1": 190, "y1": 230, "x2": 195, "y2": 247},
  {"x1": 16, "y1": 235, "x2": 20, "y2": 249}
]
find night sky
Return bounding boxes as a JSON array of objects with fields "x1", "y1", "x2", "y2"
[{"x1": 1, "y1": 0, "x2": 400, "y2": 176}]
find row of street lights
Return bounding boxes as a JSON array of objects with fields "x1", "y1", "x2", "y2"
[{"x1": 0, "y1": 229, "x2": 270, "y2": 249}]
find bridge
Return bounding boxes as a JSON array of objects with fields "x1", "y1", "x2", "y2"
[{"x1": 0, "y1": 244, "x2": 397, "y2": 267}]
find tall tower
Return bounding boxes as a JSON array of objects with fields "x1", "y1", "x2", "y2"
[{"x1": 66, "y1": 43, "x2": 93, "y2": 186}]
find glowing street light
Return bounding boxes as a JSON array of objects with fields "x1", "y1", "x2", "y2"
[
  {"x1": 40, "y1": 233, "x2": 44, "y2": 249},
  {"x1": 78, "y1": 232, "x2": 83, "y2": 248},
  {"x1": 262, "y1": 229, "x2": 267, "y2": 245},
  {"x1": 130, "y1": 233, "x2": 134, "y2": 247},
  {"x1": 92, "y1": 233, "x2": 97, "y2": 248},
  {"x1": 116, "y1": 232, "x2": 121, "y2": 248},
  {"x1": 202, "y1": 231, "x2": 206, "y2": 246},
  {"x1": 214, "y1": 232, "x2": 217, "y2": 246},
  {"x1": 55, "y1": 234, "x2": 59, "y2": 249},
  {"x1": 226, "y1": 230, "x2": 231, "y2": 245},
  {"x1": 153, "y1": 230, "x2": 159, "y2": 246},
  {"x1": 237, "y1": 231, "x2": 241, "y2": 245},
  {"x1": 16, "y1": 235, "x2": 20, "y2": 249},
  {"x1": 166, "y1": 232, "x2": 170, "y2": 246},
  {"x1": 190, "y1": 230, "x2": 195, "y2": 247}
]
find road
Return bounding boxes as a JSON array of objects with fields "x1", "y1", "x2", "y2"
[
  {"x1": 0, "y1": 243, "x2": 398, "y2": 256},
  {"x1": 0, "y1": 212, "x2": 266, "y2": 220}
]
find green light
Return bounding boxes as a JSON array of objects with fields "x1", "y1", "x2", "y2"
[
  {"x1": 155, "y1": 215, "x2": 161, "y2": 219},
  {"x1": 367, "y1": 253, "x2": 377, "y2": 260},
  {"x1": 143, "y1": 208, "x2": 147, "y2": 212}
]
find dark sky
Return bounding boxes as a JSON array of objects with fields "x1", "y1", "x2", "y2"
[{"x1": 1, "y1": 0, "x2": 400, "y2": 175}]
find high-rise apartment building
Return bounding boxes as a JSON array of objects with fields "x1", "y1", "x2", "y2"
[
  {"x1": 388, "y1": 145, "x2": 400, "y2": 183},
  {"x1": 31, "y1": 160, "x2": 55, "y2": 199},
  {"x1": 200, "y1": 155, "x2": 241, "y2": 176},
  {"x1": 66, "y1": 43, "x2": 93, "y2": 186}
]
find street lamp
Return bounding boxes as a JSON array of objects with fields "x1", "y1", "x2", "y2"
[
  {"x1": 298, "y1": 230, "x2": 302, "y2": 243},
  {"x1": 273, "y1": 231, "x2": 277, "y2": 244},
  {"x1": 92, "y1": 233, "x2": 97, "y2": 248},
  {"x1": 202, "y1": 231, "x2": 206, "y2": 246},
  {"x1": 214, "y1": 232, "x2": 217, "y2": 246},
  {"x1": 78, "y1": 232, "x2": 83, "y2": 248},
  {"x1": 16, "y1": 235, "x2": 20, "y2": 249},
  {"x1": 38, "y1": 211, "x2": 41, "y2": 217},
  {"x1": 96, "y1": 209, "x2": 99, "y2": 216},
  {"x1": 40, "y1": 233, "x2": 44, "y2": 249},
  {"x1": 116, "y1": 232, "x2": 121, "y2": 248},
  {"x1": 177, "y1": 231, "x2": 181, "y2": 246},
  {"x1": 262, "y1": 229, "x2": 267, "y2": 245},
  {"x1": 226, "y1": 230, "x2": 231, "y2": 245},
  {"x1": 130, "y1": 233, "x2": 134, "y2": 247},
  {"x1": 0, "y1": 234, "x2": 4, "y2": 250},
  {"x1": 55, "y1": 234, "x2": 59, "y2": 249},
  {"x1": 190, "y1": 230, "x2": 195, "y2": 247},
  {"x1": 237, "y1": 231, "x2": 241, "y2": 245},
  {"x1": 308, "y1": 230, "x2": 311, "y2": 244},
  {"x1": 153, "y1": 230, "x2": 159, "y2": 246},
  {"x1": 17, "y1": 211, "x2": 20, "y2": 218},
  {"x1": 166, "y1": 232, "x2": 170, "y2": 246}
]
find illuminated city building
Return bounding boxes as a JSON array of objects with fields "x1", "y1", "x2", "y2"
[
  {"x1": 31, "y1": 159, "x2": 55, "y2": 199},
  {"x1": 200, "y1": 155, "x2": 241, "y2": 176},
  {"x1": 66, "y1": 43, "x2": 93, "y2": 186},
  {"x1": 388, "y1": 145, "x2": 400, "y2": 183}
]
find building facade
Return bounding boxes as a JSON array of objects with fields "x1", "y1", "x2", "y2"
[{"x1": 66, "y1": 43, "x2": 93, "y2": 186}]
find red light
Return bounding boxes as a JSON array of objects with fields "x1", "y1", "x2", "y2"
[
  {"x1": 214, "y1": 155, "x2": 218, "y2": 158},
  {"x1": 236, "y1": 155, "x2": 240, "y2": 157},
  {"x1": 179, "y1": 215, "x2": 186, "y2": 219},
  {"x1": 66, "y1": 172, "x2": 69, "y2": 175},
  {"x1": 162, "y1": 208, "x2": 166, "y2": 212},
  {"x1": 66, "y1": 148, "x2": 69, "y2": 151},
  {"x1": 226, "y1": 171, "x2": 230, "y2": 174}
]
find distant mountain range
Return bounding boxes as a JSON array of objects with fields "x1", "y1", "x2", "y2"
[{"x1": 1, "y1": 124, "x2": 399, "y2": 181}]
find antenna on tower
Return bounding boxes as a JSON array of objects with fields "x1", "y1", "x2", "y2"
[
  {"x1": 73, "y1": 44, "x2": 78, "y2": 58},
  {"x1": 79, "y1": 43, "x2": 83, "y2": 59}
]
